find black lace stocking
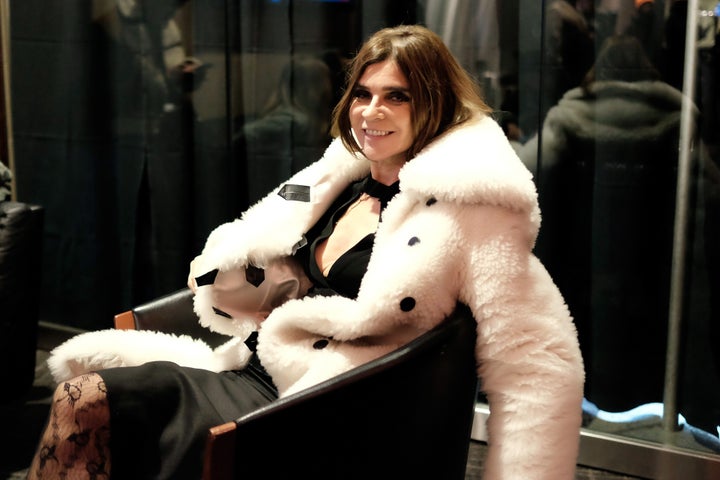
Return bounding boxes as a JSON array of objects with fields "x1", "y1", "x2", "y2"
[{"x1": 27, "y1": 372, "x2": 111, "y2": 480}]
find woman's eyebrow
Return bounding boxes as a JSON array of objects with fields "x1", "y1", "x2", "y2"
[{"x1": 356, "y1": 82, "x2": 410, "y2": 93}]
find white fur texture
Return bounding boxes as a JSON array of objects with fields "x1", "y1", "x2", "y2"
[{"x1": 47, "y1": 329, "x2": 252, "y2": 383}]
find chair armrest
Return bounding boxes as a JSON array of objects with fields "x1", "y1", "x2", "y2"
[
  {"x1": 202, "y1": 304, "x2": 479, "y2": 480},
  {"x1": 203, "y1": 422, "x2": 238, "y2": 480}
]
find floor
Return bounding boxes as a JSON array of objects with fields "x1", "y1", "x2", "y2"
[{"x1": 0, "y1": 326, "x2": 644, "y2": 480}]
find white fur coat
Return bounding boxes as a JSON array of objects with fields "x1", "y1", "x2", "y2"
[{"x1": 49, "y1": 115, "x2": 584, "y2": 479}]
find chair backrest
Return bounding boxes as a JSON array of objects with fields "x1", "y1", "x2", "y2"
[
  {"x1": 114, "y1": 288, "x2": 230, "y2": 348},
  {"x1": 0, "y1": 201, "x2": 44, "y2": 397},
  {"x1": 202, "y1": 303, "x2": 479, "y2": 480}
]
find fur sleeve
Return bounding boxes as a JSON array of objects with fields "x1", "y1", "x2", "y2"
[
  {"x1": 191, "y1": 139, "x2": 369, "y2": 339},
  {"x1": 46, "y1": 329, "x2": 251, "y2": 383},
  {"x1": 459, "y1": 206, "x2": 585, "y2": 480},
  {"x1": 197, "y1": 138, "x2": 368, "y2": 273}
]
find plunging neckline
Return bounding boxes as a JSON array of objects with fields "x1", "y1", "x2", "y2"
[
  {"x1": 314, "y1": 176, "x2": 400, "y2": 279},
  {"x1": 316, "y1": 192, "x2": 381, "y2": 276}
]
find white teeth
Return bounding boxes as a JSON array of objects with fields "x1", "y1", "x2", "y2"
[{"x1": 365, "y1": 129, "x2": 390, "y2": 136}]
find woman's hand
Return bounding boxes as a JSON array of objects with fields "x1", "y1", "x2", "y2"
[{"x1": 187, "y1": 256, "x2": 200, "y2": 293}]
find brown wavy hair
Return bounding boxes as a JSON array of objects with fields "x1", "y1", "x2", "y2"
[{"x1": 330, "y1": 25, "x2": 491, "y2": 161}]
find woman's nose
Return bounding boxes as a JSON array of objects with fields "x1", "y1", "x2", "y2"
[{"x1": 362, "y1": 97, "x2": 382, "y2": 119}]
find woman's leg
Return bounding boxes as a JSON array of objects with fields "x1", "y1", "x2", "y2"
[
  {"x1": 27, "y1": 372, "x2": 111, "y2": 479},
  {"x1": 27, "y1": 360, "x2": 277, "y2": 479}
]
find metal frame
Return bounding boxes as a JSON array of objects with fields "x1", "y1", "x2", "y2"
[
  {"x1": 472, "y1": 404, "x2": 720, "y2": 479},
  {"x1": 0, "y1": 0, "x2": 15, "y2": 200}
]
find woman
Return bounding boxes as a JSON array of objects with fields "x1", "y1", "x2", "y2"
[{"x1": 29, "y1": 25, "x2": 584, "y2": 479}]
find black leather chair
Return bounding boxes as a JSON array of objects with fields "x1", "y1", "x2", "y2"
[
  {"x1": 0, "y1": 201, "x2": 44, "y2": 400},
  {"x1": 114, "y1": 288, "x2": 231, "y2": 348},
  {"x1": 115, "y1": 289, "x2": 479, "y2": 480}
]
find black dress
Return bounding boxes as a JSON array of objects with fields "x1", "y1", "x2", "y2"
[{"x1": 101, "y1": 176, "x2": 399, "y2": 479}]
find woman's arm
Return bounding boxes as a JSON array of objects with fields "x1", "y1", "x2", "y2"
[{"x1": 459, "y1": 206, "x2": 585, "y2": 480}]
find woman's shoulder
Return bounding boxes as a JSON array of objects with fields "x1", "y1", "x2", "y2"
[{"x1": 398, "y1": 115, "x2": 537, "y2": 213}]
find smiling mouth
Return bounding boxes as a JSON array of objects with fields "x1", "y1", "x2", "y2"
[{"x1": 365, "y1": 129, "x2": 391, "y2": 136}]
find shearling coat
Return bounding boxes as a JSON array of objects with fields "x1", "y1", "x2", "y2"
[
  {"x1": 195, "y1": 114, "x2": 585, "y2": 479},
  {"x1": 48, "y1": 114, "x2": 584, "y2": 479}
]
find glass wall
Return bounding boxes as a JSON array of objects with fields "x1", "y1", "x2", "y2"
[
  {"x1": 515, "y1": 0, "x2": 720, "y2": 474},
  {"x1": 7, "y1": 0, "x2": 720, "y2": 475}
]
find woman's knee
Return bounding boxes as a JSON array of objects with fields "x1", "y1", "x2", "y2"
[{"x1": 51, "y1": 372, "x2": 109, "y2": 417}]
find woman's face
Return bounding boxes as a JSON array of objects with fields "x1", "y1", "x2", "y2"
[{"x1": 350, "y1": 60, "x2": 414, "y2": 168}]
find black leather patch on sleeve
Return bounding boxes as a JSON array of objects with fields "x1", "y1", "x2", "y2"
[
  {"x1": 212, "y1": 307, "x2": 233, "y2": 318},
  {"x1": 195, "y1": 269, "x2": 219, "y2": 286},
  {"x1": 277, "y1": 184, "x2": 311, "y2": 202}
]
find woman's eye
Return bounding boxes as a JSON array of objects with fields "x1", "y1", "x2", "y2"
[
  {"x1": 352, "y1": 88, "x2": 410, "y2": 105},
  {"x1": 388, "y1": 91, "x2": 410, "y2": 103},
  {"x1": 353, "y1": 89, "x2": 371, "y2": 100}
]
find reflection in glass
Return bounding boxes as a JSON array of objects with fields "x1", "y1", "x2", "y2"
[
  {"x1": 525, "y1": 34, "x2": 683, "y2": 413},
  {"x1": 516, "y1": 0, "x2": 720, "y2": 454},
  {"x1": 237, "y1": 55, "x2": 334, "y2": 204},
  {"x1": 94, "y1": 0, "x2": 203, "y2": 305}
]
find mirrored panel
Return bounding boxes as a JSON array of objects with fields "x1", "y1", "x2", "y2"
[{"x1": 513, "y1": 0, "x2": 720, "y2": 460}]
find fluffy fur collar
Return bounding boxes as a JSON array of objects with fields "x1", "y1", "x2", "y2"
[
  {"x1": 308, "y1": 113, "x2": 539, "y2": 214},
  {"x1": 398, "y1": 114, "x2": 537, "y2": 214},
  {"x1": 202, "y1": 114, "x2": 539, "y2": 271}
]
